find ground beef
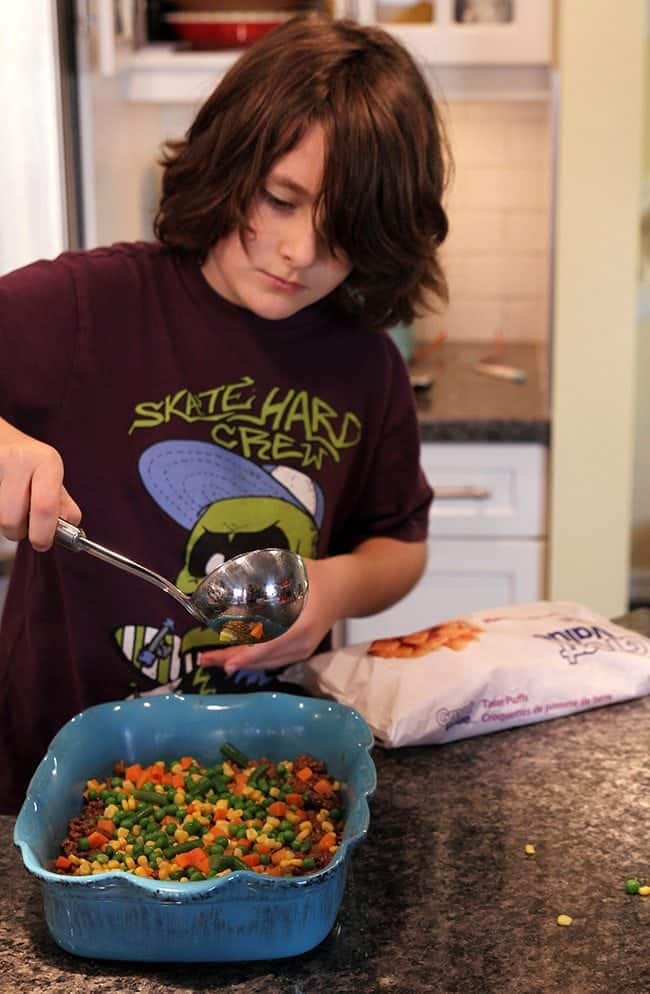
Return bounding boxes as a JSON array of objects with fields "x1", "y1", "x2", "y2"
[{"x1": 61, "y1": 799, "x2": 105, "y2": 855}]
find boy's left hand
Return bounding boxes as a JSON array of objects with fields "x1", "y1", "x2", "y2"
[{"x1": 198, "y1": 558, "x2": 337, "y2": 674}]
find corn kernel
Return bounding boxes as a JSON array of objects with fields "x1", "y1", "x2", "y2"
[
  {"x1": 128, "y1": 795, "x2": 137, "y2": 811},
  {"x1": 78, "y1": 860, "x2": 92, "y2": 875},
  {"x1": 639, "y1": 886, "x2": 650, "y2": 896},
  {"x1": 203, "y1": 832, "x2": 215, "y2": 846},
  {"x1": 104, "y1": 804, "x2": 118, "y2": 819},
  {"x1": 285, "y1": 811, "x2": 300, "y2": 824},
  {"x1": 299, "y1": 821, "x2": 312, "y2": 832},
  {"x1": 137, "y1": 855, "x2": 149, "y2": 867},
  {"x1": 121, "y1": 798, "x2": 130, "y2": 811},
  {"x1": 171, "y1": 762, "x2": 182, "y2": 774},
  {"x1": 91, "y1": 862, "x2": 105, "y2": 874},
  {"x1": 68, "y1": 854, "x2": 81, "y2": 866},
  {"x1": 227, "y1": 808, "x2": 243, "y2": 821},
  {"x1": 269, "y1": 787, "x2": 281, "y2": 798},
  {"x1": 215, "y1": 820, "x2": 231, "y2": 834},
  {"x1": 134, "y1": 866, "x2": 151, "y2": 878},
  {"x1": 125, "y1": 856, "x2": 136, "y2": 869},
  {"x1": 131, "y1": 825, "x2": 141, "y2": 837},
  {"x1": 180, "y1": 876, "x2": 190, "y2": 883},
  {"x1": 266, "y1": 816, "x2": 280, "y2": 829},
  {"x1": 117, "y1": 827, "x2": 129, "y2": 839},
  {"x1": 215, "y1": 798, "x2": 229, "y2": 811},
  {"x1": 246, "y1": 828, "x2": 258, "y2": 841},
  {"x1": 107, "y1": 859, "x2": 121, "y2": 869},
  {"x1": 122, "y1": 779, "x2": 135, "y2": 794},
  {"x1": 296, "y1": 829, "x2": 310, "y2": 842},
  {"x1": 174, "y1": 829, "x2": 189, "y2": 843},
  {"x1": 216, "y1": 869, "x2": 232, "y2": 878},
  {"x1": 222, "y1": 762, "x2": 234, "y2": 778},
  {"x1": 524, "y1": 844, "x2": 536, "y2": 856},
  {"x1": 154, "y1": 784, "x2": 165, "y2": 794},
  {"x1": 332, "y1": 780, "x2": 340, "y2": 790},
  {"x1": 158, "y1": 867, "x2": 170, "y2": 880},
  {"x1": 556, "y1": 914, "x2": 573, "y2": 927},
  {"x1": 321, "y1": 820, "x2": 334, "y2": 833},
  {"x1": 173, "y1": 791, "x2": 185, "y2": 805}
]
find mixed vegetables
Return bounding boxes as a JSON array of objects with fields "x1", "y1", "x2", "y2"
[{"x1": 54, "y1": 743, "x2": 344, "y2": 881}]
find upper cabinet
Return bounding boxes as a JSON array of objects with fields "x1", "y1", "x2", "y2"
[{"x1": 351, "y1": 0, "x2": 552, "y2": 64}]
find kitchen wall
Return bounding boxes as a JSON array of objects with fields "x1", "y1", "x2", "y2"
[
  {"x1": 86, "y1": 74, "x2": 552, "y2": 347},
  {"x1": 416, "y1": 97, "x2": 552, "y2": 345}
]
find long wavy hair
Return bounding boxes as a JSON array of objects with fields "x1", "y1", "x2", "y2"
[{"x1": 155, "y1": 14, "x2": 450, "y2": 331}]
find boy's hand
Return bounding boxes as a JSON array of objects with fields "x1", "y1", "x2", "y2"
[
  {"x1": 199, "y1": 557, "x2": 339, "y2": 674},
  {"x1": 0, "y1": 420, "x2": 81, "y2": 551}
]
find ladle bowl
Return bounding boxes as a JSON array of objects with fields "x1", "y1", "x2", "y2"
[{"x1": 55, "y1": 519, "x2": 309, "y2": 644}]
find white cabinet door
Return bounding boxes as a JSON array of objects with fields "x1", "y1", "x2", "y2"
[
  {"x1": 353, "y1": 0, "x2": 551, "y2": 66},
  {"x1": 423, "y1": 443, "x2": 547, "y2": 538},
  {"x1": 345, "y1": 536, "x2": 545, "y2": 643}
]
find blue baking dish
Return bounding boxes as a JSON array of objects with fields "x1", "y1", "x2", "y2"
[{"x1": 14, "y1": 692, "x2": 376, "y2": 962}]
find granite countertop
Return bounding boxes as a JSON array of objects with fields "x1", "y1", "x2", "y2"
[
  {"x1": 414, "y1": 342, "x2": 549, "y2": 444},
  {"x1": 4, "y1": 610, "x2": 650, "y2": 994}
]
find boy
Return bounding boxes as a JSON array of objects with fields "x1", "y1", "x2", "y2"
[{"x1": 0, "y1": 14, "x2": 449, "y2": 812}]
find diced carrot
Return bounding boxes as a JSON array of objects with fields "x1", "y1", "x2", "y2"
[
  {"x1": 173, "y1": 847, "x2": 209, "y2": 872},
  {"x1": 148, "y1": 767, "x2": 164, "y2": 783},
  {"x1": 317, "y1": 832, "x2": 336, "y2": 851},
  {"x1": 314, "y1": 778, "x2": 333, "y2": 796},
  {"x1": 271, "y1": 847, "x2": 292, "y2": 865},
  {"x1": 296, "y1": 767, "x2": 313, "y2": 782},
  {"x1": 125, "y1": 763, "x2": 143, "y2": 784},
  {"x1": 285, "y1": 793, "x2": 303, "y2": 806},
  {"x1": 87, "y1": 831, "x2": 109, "y2": 850},
  {"x1": 55, "y1": 855, "x2": 71, "y2": 870},
  {"x1": 265, "y1": 865, "x2": 283, "y2": 876},
  {"x1": 135, "y1": 767, "x2": 152, "y2": 789},
  {"x1": 161, "y1": 772, "x2": 173, "y2": 784},
  {"x1": 171, "y1": 773, "x2": 185, "y2": 789},
  {"x1": 267, "y1": 801, "x2": 287, "y2": 817},
  {"x1": 243, "y1": 853, "x2": 260, "y2": 867},
  {"x1": 255, "y1": 843, "x2": 272, "y2": 855},
  {"x1": 180, "y1": 756, "x2": 194, "y2": 770},
  {"x1": 293, "y1": 810, "x2": 306, "y2": 822},
  {"x1": 96, "y1": 819, "x2": 116, "y2": 837},
  {"x1": 250, "y1": 622, "x2": 264, "y2": 639},
  {"x1": 231, "y1": 772, "x2": 247, "y2": 796}
]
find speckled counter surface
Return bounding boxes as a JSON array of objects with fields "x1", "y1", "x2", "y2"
[
  {"x1": 414, "y1": 342, "x2": 549, "y2": 443},
  {"x1": 4, "y1": 612, "x2": 650, "y2": 994}
]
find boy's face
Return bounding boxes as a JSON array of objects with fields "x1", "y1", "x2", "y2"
[{"x1": 201, "y1": 124, "x2": 352, "y2": 320}]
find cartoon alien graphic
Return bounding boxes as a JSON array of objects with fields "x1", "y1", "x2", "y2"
[{"x1": 113, "y1": 440, "x2": 323, "y2": 694}]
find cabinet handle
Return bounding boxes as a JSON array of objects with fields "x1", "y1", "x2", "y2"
[{"x1": 434, "y1": 486, "x2": 491, "y2": 500}]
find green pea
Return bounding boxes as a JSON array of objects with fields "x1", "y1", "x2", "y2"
[
  {"x1": 259, "y1": 854, "x2": 271, "y2": 865},
  {"x1": 626, "y1": 878, "x2": 641, "y2": 894},
  {"x1": 87, "y1": 789, "x2": 97, "y2": 801},
  {"x1": 165, "y1": 823, "x2": 177, "y2": 836},
  {"x1": 111, "y1": 777, "x2": 122, "y2": 787},
  {"x1": 282, "y1": 830, "x2": 295, "y2": 844},
  {"x1": 303, "y1": 857, "x2": 316, "y2": 870},
  {"x1": 189, "y1": 870, "x2": 206, "y2": 881},
  {"x1": 78, "y1": 837, "x2": 90, "y2": 851}
]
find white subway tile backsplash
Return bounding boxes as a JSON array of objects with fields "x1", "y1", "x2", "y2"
[{"x1": 423, "y1": 98, "x2": 552, "y2": 344}]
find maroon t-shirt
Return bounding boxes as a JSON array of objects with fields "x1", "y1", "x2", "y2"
[{"x1": 0, "y1": 242, "x2": 431, "y2": 813}]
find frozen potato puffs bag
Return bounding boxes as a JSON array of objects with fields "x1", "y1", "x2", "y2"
[{"x1": 280, "y1": 602, "x2": 650, "y2": 746}]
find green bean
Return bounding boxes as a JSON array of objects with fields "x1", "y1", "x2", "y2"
[
  {"x1": 133, "y1": 789, "x2": 167, "y2": 805},
  {"x1": 220, "y1": 742, "x2": 250, "y2": 767}
]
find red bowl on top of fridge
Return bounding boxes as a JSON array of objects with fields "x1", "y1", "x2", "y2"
[{"x1": 164, "y1": 12, "x2": 291, "y2": 49}]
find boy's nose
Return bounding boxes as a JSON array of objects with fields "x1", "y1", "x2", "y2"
[{"x1": 278, "y1": 215, "x2": 318, "y2": 268}]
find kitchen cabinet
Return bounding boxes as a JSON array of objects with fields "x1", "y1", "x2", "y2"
[
  {"x1": 345, "y1": 442, "x2": 547, "y2": 642},
  {"x1": 352, "y1": 0, "x2": 552, "y2": 65}
]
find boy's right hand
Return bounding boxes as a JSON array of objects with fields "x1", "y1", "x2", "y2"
[{"x1": 0, "y1": 420, "x2": 81, "y2": 551}]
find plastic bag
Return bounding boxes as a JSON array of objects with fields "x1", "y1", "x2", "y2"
[{"x1": 280, "y1": 602, "x2": 650, "y2": 746}]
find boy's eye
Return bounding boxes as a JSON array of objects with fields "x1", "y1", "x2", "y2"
[{"x1": 262, "y1": 188, "x2": 294, "y2": 211}]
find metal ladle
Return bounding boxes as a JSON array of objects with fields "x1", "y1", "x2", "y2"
[{"x1": 55, "y1": 518, "x2": 309, "y2": 644}]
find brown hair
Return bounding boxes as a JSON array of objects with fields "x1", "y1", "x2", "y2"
[{"x1": 154, "y1": 14, "x2": 450, "y2": 331}]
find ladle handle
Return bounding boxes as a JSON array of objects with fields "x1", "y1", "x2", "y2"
[{"x1": 54, "y1": 518, "x2": 198, "y2": 617}]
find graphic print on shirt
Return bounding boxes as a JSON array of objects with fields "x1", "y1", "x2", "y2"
[{"x1": 112, "y1": 439, "x2": 325, "y2": 695}]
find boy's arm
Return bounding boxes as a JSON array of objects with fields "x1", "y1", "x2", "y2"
[
  {"x1": 199, "y1": 536, "x2": 427, "y2": 673},
  {"x1": 0, "y1": 417, "x2": 81, "y2": 550}
]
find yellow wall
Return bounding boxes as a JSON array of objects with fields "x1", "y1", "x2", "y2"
[
  {"x1": 548, "y1": 0, "x2": 645, "y2": 615},
  {"x1": 630, "y1": 33, "x2": 650, "y2": 572}
]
